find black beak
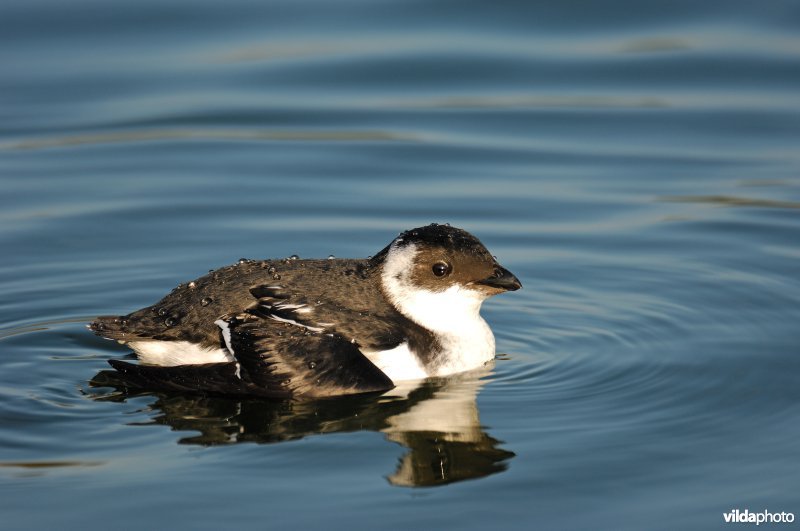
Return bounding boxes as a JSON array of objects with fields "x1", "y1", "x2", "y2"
[{"x1": 477, "y1": 265, "x2": 522, "y2": 291}]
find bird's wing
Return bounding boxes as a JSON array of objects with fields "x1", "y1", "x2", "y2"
[
  {"x1": 225, "y1": 318, "x2": 395, "y2": 398},
  {"x1": 247, "y1": 283, "x2": 406, "y2": 352}
]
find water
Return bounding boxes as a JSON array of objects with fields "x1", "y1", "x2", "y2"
[{"x1": 2, "y1": 1, "x2": 799, "y2": 529}]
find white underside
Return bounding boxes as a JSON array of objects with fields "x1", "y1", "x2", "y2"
[
  {"x1": 128, "y1": 319, "x2": 236, "y2": 367},
  {"x1": 364, "y1": 331, "x2": 495, "y2": 383},
  {"x1": 129, "y1": 340, "x2": 234, "y2": 366},
  {"x1": 364, "y1": 342, "x2": 428, "y2": 382},
  {"x1": 129, "y1": 332, "x2": 494, "y2": 382}
]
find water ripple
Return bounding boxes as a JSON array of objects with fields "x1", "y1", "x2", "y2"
[
  {"x1": 660, "y1": 194, "x2": 800, "y2": 210},
  {"x1": 2, "y1": 128, "x2": 415, "y2": 151}
]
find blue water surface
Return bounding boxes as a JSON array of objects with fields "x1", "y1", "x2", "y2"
[{"x1": 1, "y1": 1, "x2": 799, "y2": 530}]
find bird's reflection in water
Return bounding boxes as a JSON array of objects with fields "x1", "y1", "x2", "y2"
[{"x1": 89, "y1": 365, "x2": 514, "y2": 487}]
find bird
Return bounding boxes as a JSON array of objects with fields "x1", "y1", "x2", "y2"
[{"x1": 89, "y1": 224, "x2": 521, "y2": 399}]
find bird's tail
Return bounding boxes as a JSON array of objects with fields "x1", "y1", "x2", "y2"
[{"x1": 88, "y1": 315, "x2": 131, "y2": 341}]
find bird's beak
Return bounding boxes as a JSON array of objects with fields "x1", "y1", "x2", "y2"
[{"x1": 477, "y1": 265, "x2": 522, "y2": 291}]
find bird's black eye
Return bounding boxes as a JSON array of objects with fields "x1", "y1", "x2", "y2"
[{"x1": 432, "y1": 262, "x2": 451, "y2": 277}]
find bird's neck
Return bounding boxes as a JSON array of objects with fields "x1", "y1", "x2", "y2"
[{"x1": 390, "y1": 287, "x2": 496, "y2": 377}]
